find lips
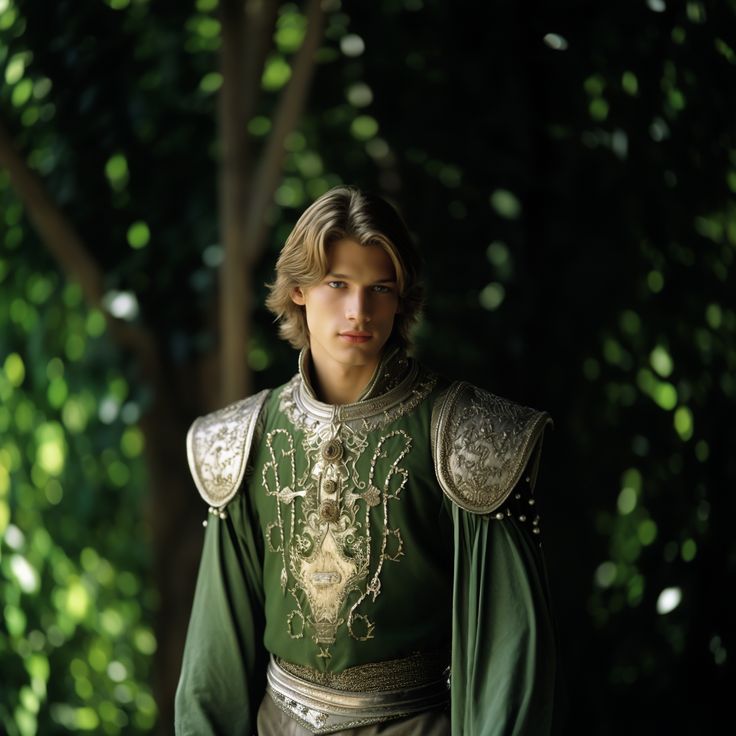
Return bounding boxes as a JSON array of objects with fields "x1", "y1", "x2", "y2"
[{"x1": 339, "y1": 331, "x2": 372, "y2": 344}]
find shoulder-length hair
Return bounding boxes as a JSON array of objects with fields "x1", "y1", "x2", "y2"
[{"x1": 265, "y1": 185, "x2": 424, "y2": 350}]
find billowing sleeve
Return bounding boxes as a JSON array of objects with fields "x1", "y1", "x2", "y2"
[
  {"x1": 174, "y1": 488, "x2": 267, "y2": 735},
  {"x1": 449, "y1": 475, "x2": 556, "y2": 736}
]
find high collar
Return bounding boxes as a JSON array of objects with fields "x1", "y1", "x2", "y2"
[{"x1": 295, "y1": 344, "x2": 418, "y2": 422}]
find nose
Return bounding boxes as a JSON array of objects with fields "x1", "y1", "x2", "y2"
[{"x1": 345, "y1": 288, "x2": 371, "y2": 322}]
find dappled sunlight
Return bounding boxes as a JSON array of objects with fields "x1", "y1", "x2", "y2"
[
  {"x1": 0, "y1": 0, "x2": 734, "y2": 732},
  {"x1": 0, "y1": 268, "x2": 156, "y2": 733}
]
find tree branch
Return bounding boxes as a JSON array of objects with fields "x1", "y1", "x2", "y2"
[
  {"x1": 217, "y1": 0, "x2": 326, "y2": 403},
  {"x1": 0, "y1": 117, "x2": 163, "y2": 388},
  {"x1": 218, "y1": 0, "x2": 279, "y2": 184},
  {"x1": 217, "y1": 0, "x2": 271, "y2": 405},
  {"x1": 242, "y1": 0, "x2": 280, "y2": 128},
  {"x1": 244, "y1": 0, "x2": 326, "y2": 264},
  {"x1": 0, "y1": 119, "x2": 105, "y2": 305}
]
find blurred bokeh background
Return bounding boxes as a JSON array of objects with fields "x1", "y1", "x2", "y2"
[{"x1": 1, "y1": 0, "x2": 734, "y2": 733}]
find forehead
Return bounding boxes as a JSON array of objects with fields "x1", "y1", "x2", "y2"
[{"x1": 326, "y1": 238, "x2": 396, "y2": 279}]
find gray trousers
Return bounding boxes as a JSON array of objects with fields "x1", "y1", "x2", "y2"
[{"x1": 256, "y1": 693, "x2": 451, "y2": 736}]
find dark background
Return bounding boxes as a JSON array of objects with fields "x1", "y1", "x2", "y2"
[{"x1": 1, "y1": 0, "x2": 734, "y2": 733}]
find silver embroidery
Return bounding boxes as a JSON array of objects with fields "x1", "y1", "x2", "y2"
[
  {"x1": 266, "y1": 653, "x2": 450, "y2": 734},
  {"x1": 262, "y1": 361, "x2": 437, "y2": 655},
  {"x1": 187, "y1": 389, "x2": 270, "y2": 507},
  {"x1": 431, "y1": 381, "x2": 553, "y2": 514}
]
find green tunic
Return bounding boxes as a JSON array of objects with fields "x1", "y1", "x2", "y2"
[{"x1": 175, "y1": 348, "x2": 556, "y2": 735}]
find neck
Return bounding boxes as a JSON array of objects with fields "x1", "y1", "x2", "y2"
[{"x1": 307, "y1": 348, "x2": 382, "y2": 406}]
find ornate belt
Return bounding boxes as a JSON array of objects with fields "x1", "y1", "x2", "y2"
[{"x1": 265, "y1": 651, "x2": 450, "y2": 734}]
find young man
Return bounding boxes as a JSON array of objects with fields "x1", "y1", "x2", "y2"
[{"x1": 175, "y1": 186, "x2": 556, "y2": 735}]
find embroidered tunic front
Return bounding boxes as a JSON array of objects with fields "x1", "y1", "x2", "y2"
[
  {"x1": 255, "y1": 350, "x2": 453, "y2": 673},
  {"x1": 175, "y1": 347, "x2": 556, "y2": 735}
]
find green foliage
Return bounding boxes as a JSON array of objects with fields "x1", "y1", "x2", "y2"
[
  {"x1": 0, "y1": 0, "x2": 390, "y2": 731},
  {"x1": 345, "y1": 1, "x2": 736, "y2": 731},
  {"x1": 0, "y1": 261, "x2": 155, "y2": 733},
  {"x1": 1, "y1": 0, "x2": 735, "y2": 733}
]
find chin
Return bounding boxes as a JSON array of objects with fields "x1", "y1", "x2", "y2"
[
  {"x1": 337, "y1": 347, "x2": 375, "y2": 363},
  {"x1": 336, "y1": 343, "x2": 382, "y2": 362}
]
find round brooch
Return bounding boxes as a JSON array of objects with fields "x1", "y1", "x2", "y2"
[
  {"x1": 321, "y1": 439, "x2": 343, "y2": 463},
  {"x1": 319, "y1": 500, "x2": 339, "y2": 523}
]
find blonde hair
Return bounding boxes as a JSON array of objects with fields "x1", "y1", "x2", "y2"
[{"x1": 265, "y1": 185, "x2": 424, "y2": 350}]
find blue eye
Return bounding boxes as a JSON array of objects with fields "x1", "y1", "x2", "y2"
[
  {"x1": 372, "y1": 285, "x2": 392, "y2": 293},
  {"x1": 327, "y1": 280, "x2": 346, "y2": 288}
]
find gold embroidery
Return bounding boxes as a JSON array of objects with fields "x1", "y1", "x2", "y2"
[
  {"x1": 261, "y1": 364, "x2": 437, "y2": 655},
  {"x1": 262, "y1": 429, "x2": 302, "y2": 592},
  {"x1": 275, "y1": 649, "x2": 450, "y2": 692},
  {"x1": 287, "y1": 607, "x2": 305, "y2": 639},
  {"x1": 383, "y1": 528, "x2": 404, "y2": 562},
  {"x1": 266, "y1": 522, "x2": 283, "y2": 553}
]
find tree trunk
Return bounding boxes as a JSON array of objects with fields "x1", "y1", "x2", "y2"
[{"x1": 0, "y1": 1, "x2": 327, "y2": 730}]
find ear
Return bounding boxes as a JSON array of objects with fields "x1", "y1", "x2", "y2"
[{"x1": 290, "y1": 286, "x2": 306, "y2": 306}]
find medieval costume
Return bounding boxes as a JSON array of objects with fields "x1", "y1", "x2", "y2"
[{"x1": 175, "y1": 345, "x2": 556, "y2": 735}]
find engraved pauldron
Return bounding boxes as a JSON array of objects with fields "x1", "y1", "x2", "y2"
[
  {"x1": 186, "y1": 389, "x2": 270, "y2": 508},
  {"x1": 431, "y1": 381, "x2": 553, "y2": 514}
]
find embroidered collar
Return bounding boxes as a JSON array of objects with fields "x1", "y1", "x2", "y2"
[{"x1": 294, "y1": 344, "x2": 420, "y2": 423}]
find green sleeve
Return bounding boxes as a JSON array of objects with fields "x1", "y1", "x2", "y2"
[
  {"x1": 174, "y1": 490, "x2": 266, "y2": 736},
  {"x1": 450, "y1": 493, "x2": 556, "y2": 736}
]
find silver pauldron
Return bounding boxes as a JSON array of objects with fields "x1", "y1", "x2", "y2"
[
  {"x1": 186, "y1": 389, "x2": 270, "y2": 508},
  {"x1": 431, "y1": 381, "x2": 553, "y2": 514}
]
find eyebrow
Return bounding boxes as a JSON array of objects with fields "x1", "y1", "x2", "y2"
[{"x1": 327, "y1": 272, "x2": 397, "y2": 283}]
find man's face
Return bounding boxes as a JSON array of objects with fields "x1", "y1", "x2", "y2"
[{"x1": 291, "y1": 238, "x2": 400, "y2": 376}]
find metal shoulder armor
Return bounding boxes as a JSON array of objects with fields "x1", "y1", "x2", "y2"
[
  {"x1": 431, "y1": 381, "x2": 553, "y2": 514},
  {"x1": 186, "y1": 389, "x2": 270, "y2": 508}
]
